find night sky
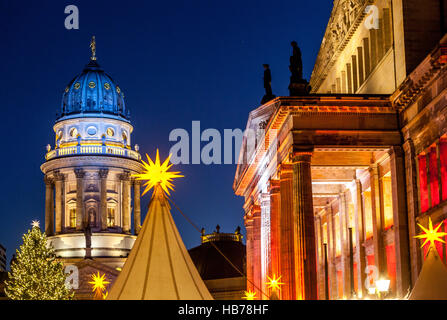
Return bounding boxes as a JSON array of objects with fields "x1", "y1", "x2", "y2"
[{"x1": 0, "y1": 0, "x2": 331, "y2": 265}]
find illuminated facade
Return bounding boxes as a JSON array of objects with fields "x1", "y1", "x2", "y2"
[
  {"x1": 41, "y1": 42, "x2": 144, "y2": 273},
  {"x1": 234, "y1": 0, "x2": 447, "y2": 300}
]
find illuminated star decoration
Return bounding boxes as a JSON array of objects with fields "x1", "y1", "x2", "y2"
[
  {"x1": 266, "y1": 274, "x2": 284, "y2": 291},
  {"x1": 242, "y1": 290, "x2": 257, "y2": 300},
  {"x1": 31, "y1": 220, "x2": 40, "y2": 228},
  {"x1": 88, "y1": 272, "x2": 110, "y2": 293},
  {"x1": 132, "y1": 149, "x2": 183, "y2": 196},
  {"x1": 414, "y1": 217, "x2": 447, "y2": 249}
]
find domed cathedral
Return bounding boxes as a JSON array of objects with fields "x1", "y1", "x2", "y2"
[{"x1": 40, "y1": 37, "x2": 144, "y2": 293}]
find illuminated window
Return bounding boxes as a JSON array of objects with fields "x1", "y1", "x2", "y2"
[
  {"x1": 69, "y1": 127, "x2": 78, "y2": 138},
  {"x1": 429, "y1": 146, "x2": 440, "y2": 207},
  {"x1": 418, "y1": 153, "x2": 429, "y2": 212},
  {"x1": 69, "y1": 209, "x2": 76, "y2": 228},
  {"x1": 348, "y1": 203, "x2": 356, "y2": 245},
  {"x1": 440, "y1": 138, "x2": 447, "y2": 201},
  {"x1": 363, "y1": 190, "x2": 373, "y2": 239},
  {"x1": 107, "y1": 208, "x2": 115, "y2": 227},
  {"x1": 88, "y1": 208, "x2": 96, "y2": 226},
  {"x1": 335, "y1": 213, "x2": 341, "y2": 256},
  {"x1": 106, "y1": 127, "x2": 114, "y2": 137},
  {"x1": 381, "y1": 175, "x2": 394, "y2": 230}
]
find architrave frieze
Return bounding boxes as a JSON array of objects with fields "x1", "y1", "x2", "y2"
[{"x1": 310, "y1": 0, "x2": 372, "y2": 91}]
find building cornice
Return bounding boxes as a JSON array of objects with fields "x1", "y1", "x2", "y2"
[
  {"x1": 310, "y1": 0, "x2": 372, "y2": 92},
  {"x1": 392, "y1": 37, "x2": 447, "y2": 111}
]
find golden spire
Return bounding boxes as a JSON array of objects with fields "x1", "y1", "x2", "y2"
[{"x1": 90, "y1": 36, "x2": 97, "y2": 60}]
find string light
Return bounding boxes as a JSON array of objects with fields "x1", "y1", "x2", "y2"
[
  {"x1": 266, "y1": 274, "x2": 284, "y2": 291},
  {"x1": 242, "y1": 290, "x2": 257, "y2": 300}
]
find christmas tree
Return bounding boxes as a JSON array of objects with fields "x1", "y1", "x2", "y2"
[{"x1": 5, "y1": 221, "x2": 73, "y2": 300}]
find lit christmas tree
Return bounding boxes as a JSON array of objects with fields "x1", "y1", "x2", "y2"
[{"x1": 5, "y1": 221, "x2": 73, "y2": 300}]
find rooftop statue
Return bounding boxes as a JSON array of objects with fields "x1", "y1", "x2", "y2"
[
  {"x1": 288, "y1": 41, "x2": 311, "y2": 96},
  {"x1": 261, "y1": 64, "x2": 276, "y2": 104}
]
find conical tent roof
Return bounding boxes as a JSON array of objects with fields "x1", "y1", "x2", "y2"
[
  {"x1": 108, "y1": 185, "x2": 213, "y2": 300},
  {"x1": 409, "y1": 246, "x2": 447, "y2": 300}
]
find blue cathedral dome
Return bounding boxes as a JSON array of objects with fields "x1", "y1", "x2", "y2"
[{"x1": 58, "y1": 58, "x2": 130, "y2": 122}]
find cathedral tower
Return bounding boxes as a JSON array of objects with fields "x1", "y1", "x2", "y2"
[{"x1": 41, "y1": 38, "x2": 144, "y2": 269}]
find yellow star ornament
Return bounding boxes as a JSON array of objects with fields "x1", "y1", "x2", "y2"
[
  {"x1": 242, "y1": 290, "x2": 257, "y2": 300},
  {"x1": 266, "y1": 274, "x2": 284, "y2": 291},
  {"x1": 132, "y1": 149, "x2": 183, "y2": 196},
  {"x1": 414, "y1": 217, "x2": 447, "y2": 249},
  {"x1": 88, "y1": 272, "x2": 110, "y2": 293}
]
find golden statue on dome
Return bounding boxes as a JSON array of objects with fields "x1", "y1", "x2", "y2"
[{"x1": 90, "y1": 36, "x2": 96, "y2": 60}]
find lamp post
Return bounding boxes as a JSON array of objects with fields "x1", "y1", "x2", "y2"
[{"x1": 375, "y1": 279, "x2": 391, "y2": 299}]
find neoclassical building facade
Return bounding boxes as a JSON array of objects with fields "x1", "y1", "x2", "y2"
[
  {"x1": 41, "y1": 45, "x2": 144, "y2": 274},
  {"x1": 234, "y1": 0, "x2": 447, "y2": 300}
]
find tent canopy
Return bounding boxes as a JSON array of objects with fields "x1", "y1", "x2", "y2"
[{"x1": 108, "y1": 185, "x2": 213, "y2": 300}]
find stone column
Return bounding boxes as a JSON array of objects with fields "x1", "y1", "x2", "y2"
[
  {"x1": 327, "y1": 205, "x2": 337, "y2": 299},
  {"x1": 357, "y1": 47, "x2": 364, "y2": 84},
  {"x1": 99, "y1": 168, "x2": 109, "y2": 230},
  {"x1": 244, "y1": 211, "x2": 254, "y2": 293},
  {"x1": 133, "y1": 180, "x2": 142, "y2": 235},
  {"x1": 74, "y1": 168, "x2": 85, "y2": 231},
  {"x1": 370, "y1": 29, "x2": 378, "y2": 68},
  {"x1": 363, "y1": 38, "x2": 371, "y2": 77},
  {"x1": 389, "y1": 146, "x2": 411, "y2": 297},
  {"x1": 268, "y1": 179, "x2": 281, "y2": 288},
  {"x1": 353, "y1": 179, "x2": 367, "y2": 297},
  {"x1": 291, "y1": 151, "x2": 317, "y2": 300},
  {"x1": 346, "y1": 63, "x2": 353, "y2": 93},
  {"x1": 315, "y1": 215, "x2": 326, "y2": 300},
  {"x1": 54, "y1": 171, "x2": 64, "y2": 234},
  {"x1": 279, "y1": 164, "x2": 296, "y2": 300},
  {"x1": 260, "y1": 194, "x2": 270, "y2": 299},
  {"x1": 339, "y1": 192, "x2": 350, "y2": 298},
  {"x1": 252, "y1": 205, "x2": 262, "y2": 299},
  {"x1": 121, "y1": 172, "x2": 131, "y2": 233},
  {"x1": 370, "y1": 165, "x2": 387, "y2": 278},
  {"x1": 44, "y1": 176, "x2": 54, "y2": 236},
  {"x1": 403, "y1": 139, "x2": 422, "y2": 285}
]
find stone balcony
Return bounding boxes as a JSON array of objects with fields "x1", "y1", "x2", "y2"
[{"x1": 45, "y1": 144, "x2": 141, "y2": 161}]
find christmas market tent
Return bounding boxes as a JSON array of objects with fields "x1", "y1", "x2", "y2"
[
  {"x1": 409, "y1": 247, "x2": 447, "y2": 300},
  {"x1": 107, "y1": 185, "x2": 213, "y2": 300}
]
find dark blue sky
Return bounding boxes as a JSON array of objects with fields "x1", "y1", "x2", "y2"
[{"x1": 0, "y1": 0, "x2": 331, "y2": 263}]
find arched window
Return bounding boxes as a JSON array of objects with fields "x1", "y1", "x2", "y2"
[
  {"x1": 69, "y1": 209, "x2": 76, "y2": 228},
  {"x1": 107, "y1": 208, "x2": 115, "y2": 227},
  {"x1": 88, "y1": 208, "x2": 96, "y2": 227}
]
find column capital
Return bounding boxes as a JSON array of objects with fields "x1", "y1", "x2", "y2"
[
  {"x1": 44, "y1": 175, "x2": 54, "y2": 185},
  {"x1": 132, "y1": 178, "x2": 142, "y2": 186},
  {"x1": 99, "y1": 168, "x2": 109, "y2": 179},
  {"x1": 74, "y1": 168, "x2": 85, "y2": 179},
  {"x1": 119, "y1": 171, "x2": 131, "y2": 181},
  {"x1": 268, "y1": 178, "x2": 280, "y2": 194},
  {"x1": 53, "y1": 170, "x2": 65, "y2": 181},
  {"x1": 388, "y1": 145, "x2": 404, "y2": 158},
  {"x1": 290, "y1": 150, "x2": 313, "y2": 163},
  {"x1": 278, "y1": 163, "x2": 293, "y2": 176},
  {"x1": 402, "y1": 139, "x2": 415, "y2": 154}
]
